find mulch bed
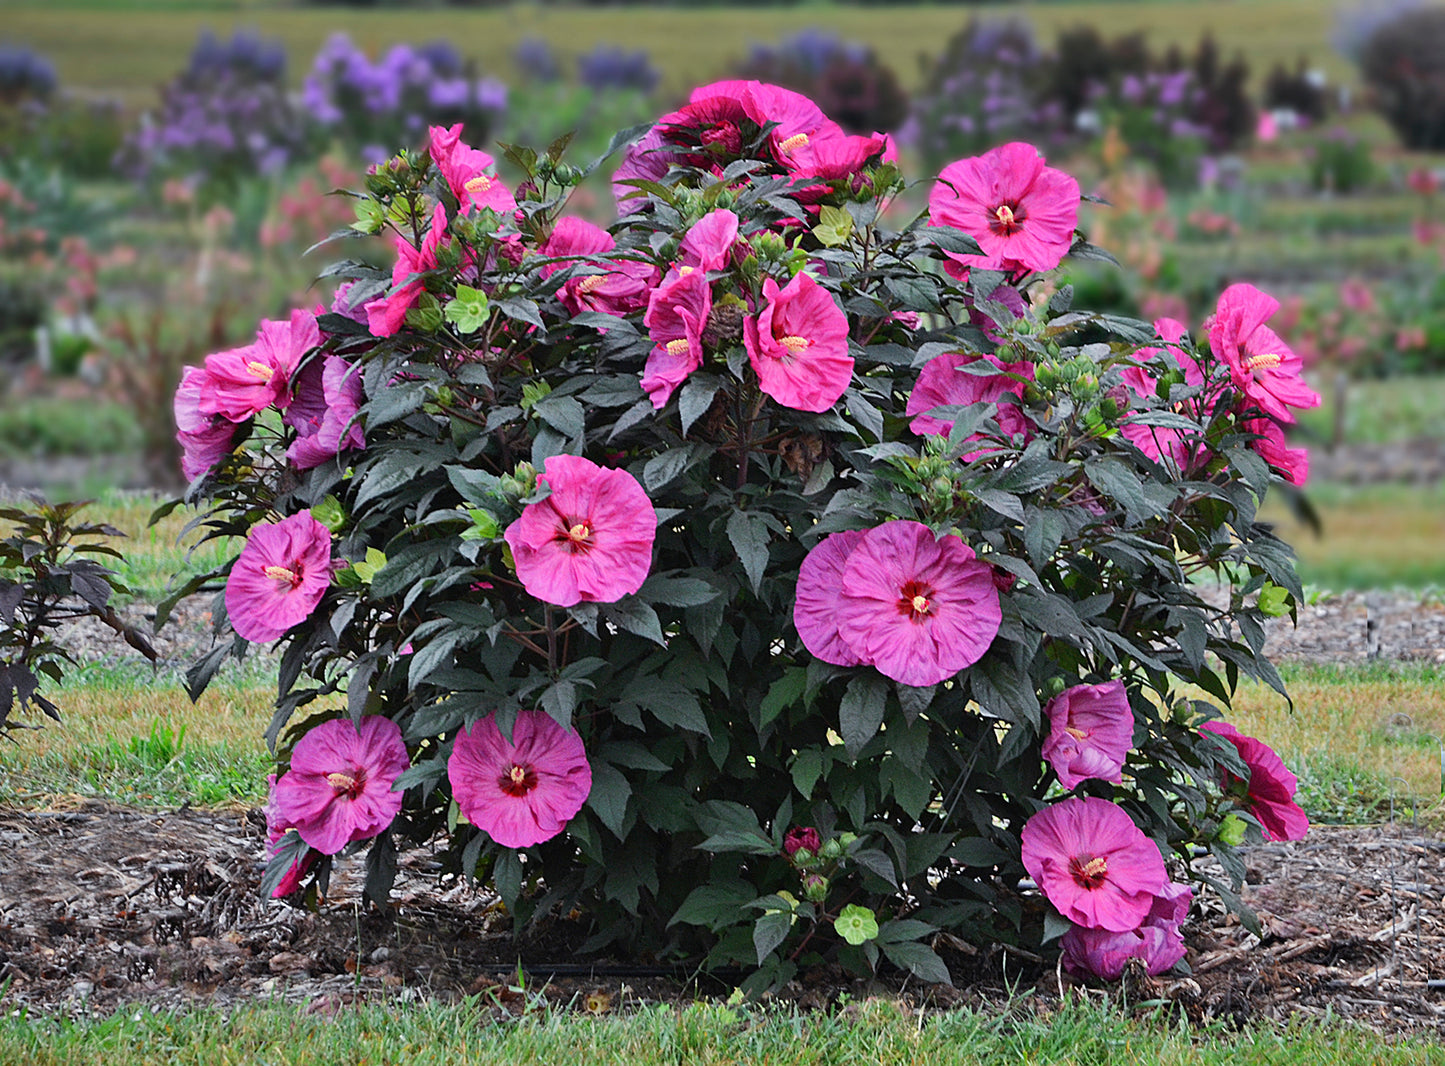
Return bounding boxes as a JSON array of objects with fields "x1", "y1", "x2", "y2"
[{"x1": 2, "y1": 803, "x2": 1443, "y2": 1034}]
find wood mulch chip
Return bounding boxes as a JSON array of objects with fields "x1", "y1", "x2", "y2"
[{"x1": 2, "y1": 804, "x2": 1443, "y2": 1034}]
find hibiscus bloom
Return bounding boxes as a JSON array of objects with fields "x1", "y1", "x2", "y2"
[
  {"x1": 270, "y1": 716, "x2": 409, "y2": 856},
  {"x1": 542, "y1": 217, "x2": 656, "y2": 319},
  {"x1": 430, "y1": 123, "x2": 516, "y2": 217},
  {"x1": 1021, "y1": 796, "x2": 1170, "y2": 932},
  {"x1": 264, "y1": 773, "x2": 316, "y2": 898},
  {"x1": 833, "y1": 521, "x2": 1001, "y2": 687},
  {"x1": 641, "y1": 267, "x2": 712, "y2": 408},
  {"x1": 1041, "y1": 681, "x2": 1136, "y2": 790},
  {"x1": 744, "y1": 272, "x2": 853, "y2": 412},
  {"x1": 174, "y1": 365, "x2": 238, "y2": 481},
  {"x1": 929, "y1": 142, "x2": 1080, "y2": 276},
  {"x1": 1243, "y1": 416, "x2": 1309, "y2": 486},
  {"x1": 906, "y1": 351, "x2": 1034, "y2": 455},
  {"x1": 1120, "y1": 317, "x2": 1214, "y2": 469},
  {"x1": 366, "y1": 202, "x2": 449, "y2": 338},
  {"x1": 1207, "y1": 283, "x2": 1320, "y2": 423},
  {"x1": 196, "y1": 341, "x2": 290, "y2": 424},
  {"x1": 794, "y1": 529, "x2": 868, "y2": 668},
  {"x1": 448, "y1": 708, "x2": 593, "y2": 848},
  {"x1": 1201, "y1": 721, "x2": 1309, "y2": 842},
  {"x1": 503, "y1": 454, "x2": 657, "y2": 607},
  {"x1": 1060, "y1": 881, "x2": 1193, "y2": 979},
  {"x1": 284, "y1": 355, "x2": 365, "y2": 470},
  {"x1": 680, "y1": 209, "x2": 741, "y2": 272},
  {"x1": 225, "y1": 512, "x2": 334, "y2": 643}
]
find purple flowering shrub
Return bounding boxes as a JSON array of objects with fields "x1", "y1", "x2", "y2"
[
  {"x1": 172, "y1": 84, "x2": 1317, "y2": 990},
  {"x1": 302, "y1": 34, "x2": 507, "y2": 164},
  {"x1": 116, "y1": 30, "x2": 310, "y2": 196},
  {"x1": 731, "y1": 30, "x2": 908, "y2": 134}
]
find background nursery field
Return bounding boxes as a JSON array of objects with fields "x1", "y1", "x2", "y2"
[{"x1": 3, "y1": 0, "x2": 1445, "y2": 1059}]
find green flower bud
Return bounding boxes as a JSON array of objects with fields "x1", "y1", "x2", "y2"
[
  {"x1": 1217, "y1": 813, "x2": 1247, "y2": 847},
  {"x1": 802, "y1": 874, "x2": 829, "y2": 903}
]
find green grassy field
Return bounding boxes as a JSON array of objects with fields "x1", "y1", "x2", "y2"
[
  {"x1": 9, "y1": 0, "x2": 1362, "y2": 111},
  {"x1": 5, "y1": 995, "x2": 1445, "y2": 1066}
]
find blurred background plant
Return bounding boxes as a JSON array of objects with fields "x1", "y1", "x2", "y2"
[{"x1": 730, "y1": 28, "x2": 907, "y2": 133}]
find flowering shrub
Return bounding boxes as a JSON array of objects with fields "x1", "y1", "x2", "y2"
[
  {"x1": 0, "y1": 500, "x2": 155, "y2": 737},
  {"x1": 302, "y1": 34, "x2": 507, "y2": 164},
  {"x1": 117, "y1": 30, "x2": 310, "y2": 195},
  {"x1": 173, "y1": 83, "x2": 1318, "y2": 989},
  {"x1": 905, "y1": 19, "x2": 1064, "y2": 170},
  {"x1": 731, "y1": 30, "x2": 908, "y2": 134},
  {"x1": 1357, "y1": 4, "x2": 1445, "y2": 150}
]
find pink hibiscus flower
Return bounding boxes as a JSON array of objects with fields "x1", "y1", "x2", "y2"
[
  {"x1": 429, "y1": 123, "x2": 517, "y2": 217},
  {"x1": 269, "y1": 716, "x2": 409, "y2": 856},
  {"x1": 1201, "y1": 721, "x2": 1309, "y2": 842},
  {"x1": 503, "y1": 454, "x2": 657, "y2": 607},
  {"x1": 1244, "y1": 416, "x2": 1309, "y2": 486},
  {"x1": 1041, "y1": 681, "x2": 1136, "y2": 790},
  {"x1": 366, "y1": 202, "x2": 449, "y2": 339},
  {"x1": 1120, "y1": 317, "x2": 1214, "y2": 468},
  {"x1": 906, "y1": 351, "x2": 1034, "y2": 458},
  {"x1": 448, "y1": 708, "x2": 593, "y2": 849},
  {"x1": 196, "y1": 342, "x2": 290, "y2": 424},
  {"x1": 542, "y1": 217, "x2": 656, "y2": 319},
  {"x1": 929, "y1": 142, "x2": 1080, "y2": 276},
  {"x1": 264, "y1": 773, "x2": 316, "y2": 898},
  {"x1": 1021, "y1": 796, "x2": 1171, "y2": 932},
  {"x1": 1061, "y1": 881, "x2": 1193, "y2": 980},
  {"x1": 680, "y1": 209, "x2": 741, "y2": 272},
  {"x1": 284, "y1": 355, "x2": 365, "y2": 470},
  {"x1": 1207, "y1": 283, "x2": 1320, "y2": 423},
  {"x1": 744, "y1": 272, "x2": 853, "y2": 412},
  {"x1": 794, "y1": 529, "x2": 868, "y2": 668},
  {"x1": 225, "y1": 512, "x2": 334, "y2": 643},
  {"x1": 834, "y1": 521, "x2": 1001, "y2": 687},
  {"x1": 174, "y1": 366, "x2": 238, "y2": 481},
  {"x1": 641, "y1": 268, "x2": 712, "y2": 408}
]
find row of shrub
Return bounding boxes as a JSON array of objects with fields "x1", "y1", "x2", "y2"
[{"x1": 1, "y1": 20, "x2": 1341, "y2": 196}]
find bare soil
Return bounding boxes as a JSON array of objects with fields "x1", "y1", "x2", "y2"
[{"x1": 1, "y1": 803, "x2": 1443, "y2": 1034}]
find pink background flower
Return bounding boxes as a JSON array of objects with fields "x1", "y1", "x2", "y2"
[
  {"x1": 744, "y1": 272, "x2": 853, "y2": 412},
  {"x1": 834, "y1": 521, "x2": 1001, "y2": 687},
  {"x1": 174, "y1": 365, "x2": 237, "y2": 481},
  {"x1": 225, "y1": 512, "x2": 334, "y2": 643},
  {"x1": 448, "y1": 709, "x2": 592, "y2": 848},
  {"x1": 1021, "y1": 796, "x2": 1170, "y2": 932},
  {"x1": 929, "y1": 142, "x2": 1080, "y2": 276},
  {"x1": 270, "y1": 716, "x2": 409, "y2": 856},
  {"x1": 1042, "y1": 681, "x2": 1136, "y2": 790},
  {"x1": 503, "y1": 454, "x2": 657, "y2": 607},
  {"x1": 1202, "y1": 721, "x2": 1310, "y2": 841},
  {"x1": 680, "y1": 209, "x2": 740, "y2": 272}
]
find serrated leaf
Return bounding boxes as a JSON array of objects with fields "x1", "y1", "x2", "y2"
[
  {"x1": 838, "y1": 674, "x2": 888, "y2": 760},
  {"x1": 726, "y1": 510, "x2": 771, "y2": 594}
]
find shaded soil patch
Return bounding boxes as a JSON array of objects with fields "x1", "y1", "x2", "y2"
[{"x1": 2, "y1": 804, "x2": 1442, "y2": 1034}]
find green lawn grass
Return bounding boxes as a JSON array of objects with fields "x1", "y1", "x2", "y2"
[
  {"x1": 8, "y1": 0, "x2": 1360, "y2": 112},
  {"x1": 4, "y1": 997, "x2": 1443, "y2": 1066}
]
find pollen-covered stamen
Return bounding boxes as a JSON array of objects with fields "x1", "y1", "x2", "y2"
[
  {"x1": 576, "y1": 274, "x2": 609, "y2": 294},
  {"x1": 499, "y1": 762, "x2": 538, "y2": 797},
  {"x1": 463, "y1": 173, "x2": 495, "y2": 196},
  {"x1": 896, "y1": 579, "x2": 937, "y2": 622},
  {"x1": 560, "y1": 520, "x2": 593, "y2": 553},
  {"x1": 1243, "y1": 352, "x2": 1284, "y2": 372},
  {"x1": 326, "y1": 771, "x2": 361, "y2": 798},
  {"x1": 778, "y1": 132, "x2": 810, "y2": 154},
  {"x1": 989, "y1": 202, "x2": 1024, "y2": 237},
  {"x1": 1065, "y1": 726, "x2": 1089, "y2": 740},
  {"x1": 777, "y1": 335, "x2": 811, "y2": 357},
  {"x1": 247, "y1": 360, "x2": 275, "y2": 381},
  {"x1": 263, "y1": 564, "x2": 301, "y2": 588},
  {"x1": 1068, "y1": 854, "x2": 1110, "y2": 890},
  {"x1": 665, "y1": 338, "x2": 692, "y2": 358}
]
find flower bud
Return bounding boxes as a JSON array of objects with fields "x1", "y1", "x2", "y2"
[
  {"x1": 783, "y1": 825, "x2": 822, "y2": 860},
  {"x1": 1217, "y1": 813, "x2": 1247, "y2": 846},
  {"x1": 802, "y1": 873, "x2": 829, "y2": 903}
]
